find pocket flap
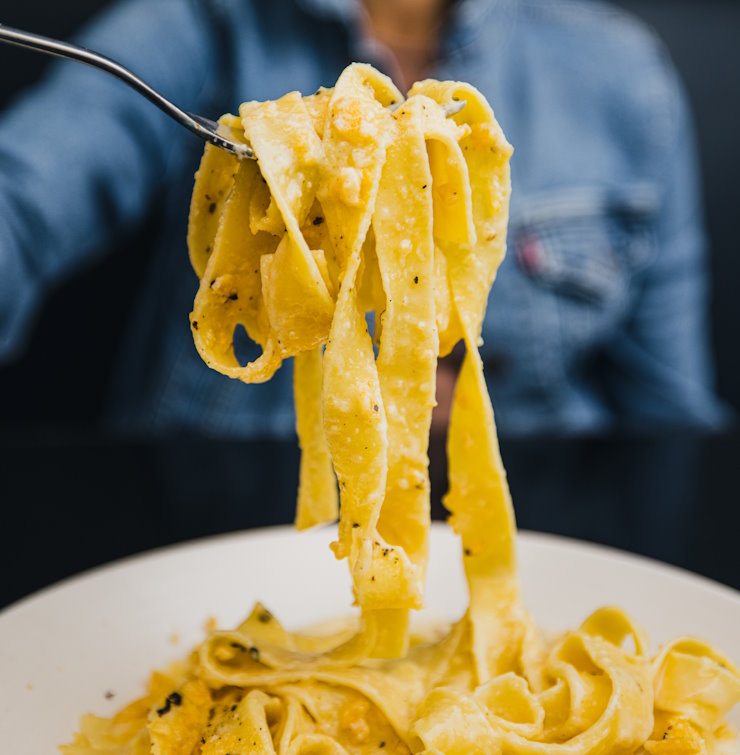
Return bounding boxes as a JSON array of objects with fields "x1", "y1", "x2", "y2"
[{"x1": 511, "y1": 184, "x2": 659, "y2": 304}]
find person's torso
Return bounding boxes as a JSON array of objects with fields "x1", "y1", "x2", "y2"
[{"x1": 109, "y1": 0, "x2": 670, "y2": 437}]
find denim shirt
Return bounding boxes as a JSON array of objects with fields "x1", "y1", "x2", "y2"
[{"x1": 0, "y1": 0, "x2": 726, "y2": 436}]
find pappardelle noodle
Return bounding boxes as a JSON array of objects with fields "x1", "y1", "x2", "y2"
[{"x1": 63, "y1": 64, "x2": 740, "y2": 755}]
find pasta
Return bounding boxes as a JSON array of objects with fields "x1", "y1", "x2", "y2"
[{"x1": 62, "y1": 64, "x2": 740, "y2": 754}]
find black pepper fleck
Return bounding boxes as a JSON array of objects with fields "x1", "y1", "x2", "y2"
[
  {"x1": 156, "y1": 691, "x2": 183, "y2": 716},
  {"x1": 208, "y1": 202, "x2": 217, "y2": 213},
  {"x1": 249, "y1": 646, "x2": 261, "y2": 662},
  {"x1": 227, "y1": 293, "x2": 238, "y2": 301},
  {"x1": 258, "y1": 610, "x2": 273, "y2": 623},
  {"x1": 413, "y1": 276, "x2": 419, "y2": 284},
  {"x1": 313, "y1": 216, "x2": 324, "y2": 225},
  {"x1": 192, "y1": 321, "x2": 199, "y2": 330}
]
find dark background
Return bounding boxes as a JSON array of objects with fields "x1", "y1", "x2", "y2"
[{"x1": 0, "y1": 0, "x2": 738, "y2": 425}]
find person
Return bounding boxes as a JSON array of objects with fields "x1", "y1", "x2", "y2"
[{"x1": 0, "y1": 0, "x2": 727, "y2": 437}]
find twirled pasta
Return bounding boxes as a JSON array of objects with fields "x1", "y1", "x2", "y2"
[{"x1": 62, "y1": 64, "x2": 740, "y2": 755}]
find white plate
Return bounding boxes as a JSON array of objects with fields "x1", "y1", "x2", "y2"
[{"x1": 1, "y1": 524, "x2": 738, "y2": 752}]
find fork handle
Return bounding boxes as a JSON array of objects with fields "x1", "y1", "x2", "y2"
[{"x1": 0, "y1": 23, "x2": 251, "y2": 158}]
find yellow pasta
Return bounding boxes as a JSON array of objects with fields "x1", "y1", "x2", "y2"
[
  {"x1": 294, "y1": 347, "x2": 338, "y2": 531},
  {"x1": 63, "y1": 63, "x2": 740, "y2": 754}
]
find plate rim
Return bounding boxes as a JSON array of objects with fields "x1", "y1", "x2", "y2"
[{"x1": 2, "y1": 523, "x2": 737, "y2": 626}]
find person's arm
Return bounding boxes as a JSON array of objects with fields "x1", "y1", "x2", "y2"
[
  {"x1": 603, "y1": 52, "x2": 728, "y2": 430},
  {"x1": 0, "y1": 0, "x2": 224, "y2": 362}
]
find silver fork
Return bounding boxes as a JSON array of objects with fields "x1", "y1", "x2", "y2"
[
  {"x1": 0, "y1": 23, "x2": 254, "y2": 159},
  {"x1": 0, "y1": 23, "x2": 465, "y2": 160}
]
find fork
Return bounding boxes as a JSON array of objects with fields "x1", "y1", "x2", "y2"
[
  {"x1": 0, "y1": 23, "x2": 465, "y2": 160},
  {"x1": 0, "y1": 23, "x2": 254, "y2": 159}
]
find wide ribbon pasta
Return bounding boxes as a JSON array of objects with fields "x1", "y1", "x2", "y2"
[
  {"x1": 63, "y1": 64, "x2": 740, "y2": 755},
  {"x1": 414, "y1": 80, "x2": 528, "y2": 685}
]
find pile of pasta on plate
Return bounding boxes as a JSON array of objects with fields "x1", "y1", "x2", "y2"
[{"x1": 62, "y1": 63, "x2": 740, "y2": 755}]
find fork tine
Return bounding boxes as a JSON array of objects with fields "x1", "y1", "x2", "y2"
[
  {"x1": 444, "y1": 99, "x2": 467, "y2": 116},
  {"x1": 386, "y1": 99, "x2": 467, "y2": 117}
]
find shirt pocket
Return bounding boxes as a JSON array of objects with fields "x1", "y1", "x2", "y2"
[{"x1": 509, "y1": 184, "x2": 659, "y2": 355}]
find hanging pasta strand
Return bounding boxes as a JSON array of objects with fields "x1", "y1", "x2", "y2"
[
  {"x1": 294, "y1": 347, "x2": 337, "y2": 530},
  {"x1": 411, "y1": 79, "x2": 529, "y2": 683}
]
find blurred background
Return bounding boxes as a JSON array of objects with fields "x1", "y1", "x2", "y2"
[
  {"x1": 0, "y1": 0, "x2": 738, "y2": 606},
  {"x1": 1, "y1": 0, "x2": 738, "y2": 424}
]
